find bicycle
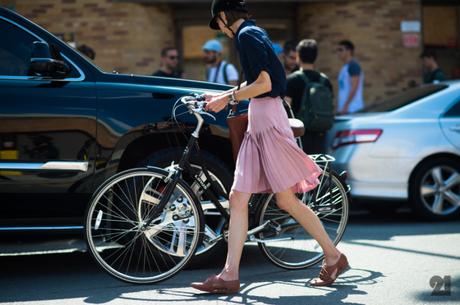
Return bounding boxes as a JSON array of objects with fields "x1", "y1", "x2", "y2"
[{"x1": 85, "y1": 94, "x2": 350, "y2": 284}]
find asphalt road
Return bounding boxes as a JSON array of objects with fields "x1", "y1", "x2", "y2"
[{"x1": 0, "y1": 210, "x2": 459, "y2": 305}]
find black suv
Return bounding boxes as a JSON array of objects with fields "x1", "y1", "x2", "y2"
[{"x1": 0, "y1": 7, "x2": 236, "y2": 240}]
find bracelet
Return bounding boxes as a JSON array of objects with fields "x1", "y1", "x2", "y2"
[{"x1": 228, "y1": 90, "x2": 239, "y2": 105}]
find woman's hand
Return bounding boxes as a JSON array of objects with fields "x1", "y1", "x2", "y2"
[
  {"x1": 203, "y1": 92, "x2": 221, "y2": 102},
  {"x1": 205, "y1": 94, "x2": 229, "y2": 113}
]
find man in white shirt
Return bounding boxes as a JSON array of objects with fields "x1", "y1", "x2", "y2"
[
  {"x1": 336, "y1": 40, "x2": 364, "y2": 114},
  {"x1": 203, "y1": 39, "x2": 239, "y2": 86}
]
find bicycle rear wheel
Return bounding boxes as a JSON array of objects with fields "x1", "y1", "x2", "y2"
[
  {"x1": 255, "y1": 170, "x2": 349, "y2": 269},
  {"x1": 85, "y1": 167, "x2": 204, "y2": 284}
]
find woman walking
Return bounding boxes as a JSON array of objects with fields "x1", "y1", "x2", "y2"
[{"x1": 191, "y1": 0, "x2": 349, "y2": 294}]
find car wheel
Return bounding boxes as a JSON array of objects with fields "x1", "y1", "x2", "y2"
[
  {"x1": 409, "y1": 157, "x2": 460, "y2": 221},
  {"x1": 137, "y1": 147, "x2": 233, "y2": 266}
]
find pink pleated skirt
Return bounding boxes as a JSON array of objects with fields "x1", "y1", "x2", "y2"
[{"x1": 231, "y1": 96, "x2": 323, "y2": 194}]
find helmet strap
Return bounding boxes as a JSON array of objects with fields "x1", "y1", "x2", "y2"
[{"x1": 218, "y1": 12, "x2": 236, "y2": 37}]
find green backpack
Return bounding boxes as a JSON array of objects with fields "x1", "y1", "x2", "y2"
[{"x1": 295, "y1": 70, "x2": 334, "y2": 133}]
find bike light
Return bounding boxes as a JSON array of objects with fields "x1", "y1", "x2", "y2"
[{"x1": 332, "y1": 129, "x2": 382, "y2": 149}]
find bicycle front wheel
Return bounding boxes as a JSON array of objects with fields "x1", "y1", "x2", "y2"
[
  {"x1": 255, "y1": 170, "x2": 349, "y2": 269},
  {"x1": 85, "y1": 167, "x2": 204, "y2": 284}
]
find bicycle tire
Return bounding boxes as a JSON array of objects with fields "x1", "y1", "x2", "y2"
[
  {"x1": 255, "y1": 170, "x2": 349, "y2": 270},
  {"x1": 85, "y1": 167, "x2": 204, "y2": 284}
]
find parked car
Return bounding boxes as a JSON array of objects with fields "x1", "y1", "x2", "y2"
[
  {"x1": 326, "y1": 82, "x2": 460, "y2": 220},
  {"x1": 0, "y1": 7, "x2": 237, "y2": 250}
]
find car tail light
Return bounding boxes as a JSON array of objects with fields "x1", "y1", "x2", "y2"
[{"x1": 332, "y1": 129, "x2": 382, "y2": 149}]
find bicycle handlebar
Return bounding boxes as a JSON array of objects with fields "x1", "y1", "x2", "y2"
[{"x1": 178, "y1": 94, "x2": 216, "y2": 122}]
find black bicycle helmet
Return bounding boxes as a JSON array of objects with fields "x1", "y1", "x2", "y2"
[{"x1": 209, "y1": 0, "x2": 248, "y2": 30}]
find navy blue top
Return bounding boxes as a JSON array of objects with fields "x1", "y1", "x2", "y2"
[
  {"x1": 347, "y1": 59, "x2": 362, "y2": 77},
  {"x1": 234, "y1": 20, "x2": 286, "y2": 98}
]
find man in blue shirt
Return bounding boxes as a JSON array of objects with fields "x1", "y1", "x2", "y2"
[
  {"x1": 336, "y1": 40, "x2": 364, "y2": 114},
  {"x1": 203, "y1": 39, "x2": 239, "y2": 85}
]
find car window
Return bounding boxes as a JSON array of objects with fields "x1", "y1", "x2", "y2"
[
  {"x1": 0, "y1": 18, "x2": 36, "y2": 76},
  {"x1": 0, "y1": 18, "x2": 81, "y2": 79},
  {"x1": 444, "y1": 100, "x2": 460, "y2": 118},
  {"x1": 360, "y1": 84, "x2": 448, "y2": 112}
]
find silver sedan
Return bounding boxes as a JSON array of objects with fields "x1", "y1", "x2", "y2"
[{"x1": 326, "y1": 82, "x2": 460, "y2": 220}]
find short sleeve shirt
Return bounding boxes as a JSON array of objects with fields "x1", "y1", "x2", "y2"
[
  {"x1": 234, "y1": 20, "x2": 286, "y2": 98},
  {"x1": 338, "y1": 59, "x2": 364, "y2": 113},
  {"x1": 347, "y1": 60, "x2": 361, "y2": 77},
  {"x1": 206, "y1": 60, "x2": 239, "y2": 84}
]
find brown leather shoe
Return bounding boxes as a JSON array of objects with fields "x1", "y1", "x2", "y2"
[
  {"x1": 310, "y1": 253, "x2": 350, "y2": 286},
  {"x1": 191, "y1": 275, "x2": 240, "y2": 294}
]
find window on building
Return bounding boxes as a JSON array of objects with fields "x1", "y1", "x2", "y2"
[
  {"x1": 422, "y1": 2, "x2": 460, "y2": 80},
  {"x1": 423, "y1": 5, "x2": 458, "y2": 47}
]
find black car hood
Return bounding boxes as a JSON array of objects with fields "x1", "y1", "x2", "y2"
[{"x1": 98, "y1": 72, "x2": 231, "y2": 92}]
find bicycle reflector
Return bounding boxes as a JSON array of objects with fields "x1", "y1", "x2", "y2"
[{"x1": 332, "y1": 129, "x2": 382, "y2": 149}]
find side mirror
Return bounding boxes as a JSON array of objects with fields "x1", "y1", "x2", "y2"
[{"x1": 29, "y1": 41, "x2": 71, "y2": 78}]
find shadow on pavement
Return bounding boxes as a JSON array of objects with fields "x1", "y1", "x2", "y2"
[
  {"x1": 0, "y1": 209, "x2": 456, "y2": 304},
  {"x1": 0, "y1": 245, "x2": 384, "y2": 304}
]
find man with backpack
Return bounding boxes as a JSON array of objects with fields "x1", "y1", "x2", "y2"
[
  {"x1": 285, "y1": 39, "x2": 334, "y2": 154},
  {"x1": 203, "y1": 39, "x2": 239, "y2": 86}
]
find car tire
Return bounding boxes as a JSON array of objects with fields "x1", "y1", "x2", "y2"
[
  {"x1": 137, "y1": 147, "x2": 233, "y2": 267},
  {"x1": 409, "y1": 157, "x2": 460, "y2": 221}
]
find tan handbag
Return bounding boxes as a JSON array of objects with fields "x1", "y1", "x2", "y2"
[
  {"x1": 282, "y1": 98, "x2": 305, "y2": 137},
  {"x1": 227, "y1": 104, "x2": 248, "y2": 162},
  {"x1": 289, "y1": 118, "x2": 305, "y2": 137}
]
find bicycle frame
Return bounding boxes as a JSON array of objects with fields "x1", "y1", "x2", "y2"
[{"x1": 144, "y1": 105, "x2": 231, "y2": 228}]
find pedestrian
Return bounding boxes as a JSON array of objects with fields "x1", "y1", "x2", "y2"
[
  {"x1": 420, "y1": 49, "x2": 446, "y2": 84},
  {"x1": 285, "y1": 39, "x2": 334, "y2": 154},
  {"x1": 336, "y1": 40, "x2": 364, "y2": 114},
  {"x1": 203, "y1": 39, "x2": 239, "y2": 85},
  {"x1": 281, "y1": 41, "x2": 299, "y2": 76},
  {"x1": 152, "y1": 47, "x2": 183, "y2": 78},
  {"x1": 191, "y1": 0, "x2": 349, "y2": 294},
  {"x1": 77, "y1": 44, "x2": 95, "y2": 60}
]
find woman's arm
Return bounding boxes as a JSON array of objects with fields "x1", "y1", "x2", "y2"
[
  {"x1": 205, "y1": 81, "x2": 247, "y2": 99},
  {"x1": 233, "y1": 71, "x2": 271, "y2": 101},
  {"x1": 205, "y1": 71, "x2": 271, "y2": 112}
]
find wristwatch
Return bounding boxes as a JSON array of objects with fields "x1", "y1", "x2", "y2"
[{"x1": 228, "y1": 90, "x2": 239, "y2": 105}]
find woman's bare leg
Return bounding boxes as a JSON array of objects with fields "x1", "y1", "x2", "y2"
[
  {"x1": 275, "y1": 189, "x2": 341, "y2": 265},
  {"x1": 218, "y1": 190, "x2": 252, "y2": 281}
]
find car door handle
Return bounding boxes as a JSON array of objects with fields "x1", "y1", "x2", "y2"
[{"x1": 450, "y1": 125, "x2": 460, "y2": 133}]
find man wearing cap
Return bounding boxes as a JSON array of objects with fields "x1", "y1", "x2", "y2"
[{"x1": 203, "y1": 39, "x2": 239, "y2": 86}]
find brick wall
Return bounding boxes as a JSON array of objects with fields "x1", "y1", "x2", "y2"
[
  {"x1": 298, "y1": 0, "x2": 423, "y2": 104},
  {"x1": 1, "y1": 0, "x2": 424, "y2": 104},
  {"x1": 2, "y1": 0, "x2": 175, "y2": 75}
]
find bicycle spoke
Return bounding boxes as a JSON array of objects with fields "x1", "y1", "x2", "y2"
[
  {"x1": 256, "y1": 170, "x2": 349, "y2": 269},
  {"x1": 86, "y1": 170, "x2": 201, "y2": 283}
]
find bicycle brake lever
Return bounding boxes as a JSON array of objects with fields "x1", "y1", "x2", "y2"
[{"x1": 200, "y1": 111, "x2": 216, "y2": 121}]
